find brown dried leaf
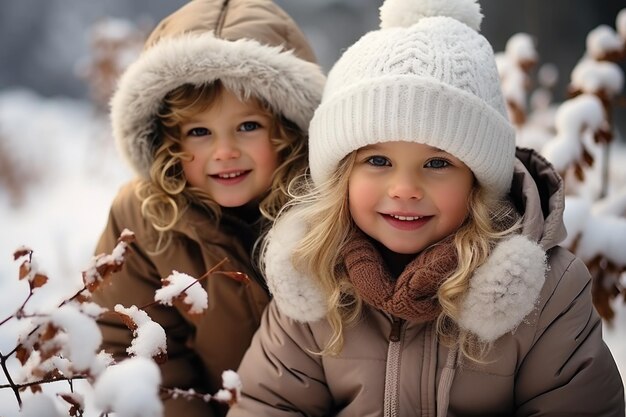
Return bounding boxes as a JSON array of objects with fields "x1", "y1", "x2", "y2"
[
  {"x1": 58, "y1": 393, "x2": 82, "y2": 409},
  {"x1": 82, "y1": 230, "x2": 136, "y2": 291},
  {"x1": 40, "y1": 323, "x2": 59, "y2": 343},
  {"x1": 592, "y1": 280, "x2": 615, "y2": 322},
  {"x1": 15, "y1": 345, "x2": 30, "y2": 365},
  {"x1": 29, "y1": 273, "x2": 49, "y2": 290},
  {"x1": 42, "y1": 368, "x2": 64, "y2": 381},
  {"x1": 594, "y1": 49, "x2": 625, "y2": 63},
  {"x1": 115, "y1": 311, "x2": 138, "y2": 332},
  {"x1": 118, "y1": 230, "x2": 136, "y2": 244},
  {"x1": 13, "y1": 248, "x2": 32, "y2": 260},
  {"x1": 172, "y1": 297, "x2": 196, "y2": 317},
  {"x1": 26, "y1": 384, "x2": 42, "y2": 394},
  {"x1": 227, "y1": 388, "x2": 239, "y2": 406},
  {"x1": 221, "y1": 271, "x2": 251, "y2": 285},
  {"x1": 567, "y1": 85, "x2": 582, "y2": 99},
  {"x1": 18, "y1": 260, "x2": 31, "y2": 280},
  {"x1": 519, "y1": 58, "x2": 537, "y2": 73},
  {"x1": 573, "y1": 163, "x2": 585, "y2": 182},
  {"x1": 507, "y1": 101, "x2": 526, "y2": 126},
  {"x1": 581, "y1": 147, "x2": 595, "y2": 167},
  {"x1": 589, "y1": 257, "x2": 623, "y2": 323},
  {"x1": 73, "y1": 291, "x2": 92, "y2": 304},
  {"x1": 595, "y1": 127, "x2": 613, "y2": 144},
  {"x1": 153, "y1": 351, "x2": 168, "y2": 365}
]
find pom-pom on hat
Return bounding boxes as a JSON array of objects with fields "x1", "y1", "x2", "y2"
[{"x1": 308, "y1": 0, "x2": 516, "y2": 196}]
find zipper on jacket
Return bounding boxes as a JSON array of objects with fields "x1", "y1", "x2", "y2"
[
  {"x1": 215, "y1": 0, "x2": 230, "y2": 38},
  {"x1": 389, "y1": 317, "x2": 403, "y2": 342},
  {"x1": 384, "y1": 317, "x2": 404, "y2": 417}
]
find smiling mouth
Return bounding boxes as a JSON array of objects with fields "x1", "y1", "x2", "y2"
[
  {"x1": 389, "y1": 214, "x2": 423, "y2": 221},
  {"x1": 382, "y1": 213, "x2": 431, "y2": 230},
  {"x1": 212, "y1": 170, "x2": 248, "y2": 179}
]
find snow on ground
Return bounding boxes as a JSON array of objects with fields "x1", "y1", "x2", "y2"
[{"x1": 0, "y1": 89, "x2": 624, "y2": 415}]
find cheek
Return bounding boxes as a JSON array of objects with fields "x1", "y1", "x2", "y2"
[
  {"x1": 181, "y1": 158, "x2": 203, "y2": 185},
  {"x1": 255, "y1": 144, "x2": 279, "y2": 181},
  {"x1": 348, "y1": 175, "x2": 376, "y2": 218},
  {"x1": 440, "y1": 184, "x2": 473, "y2": 225}
]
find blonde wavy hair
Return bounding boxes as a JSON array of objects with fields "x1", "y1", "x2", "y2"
[
  {"x1": 137, "y1": 81, "x2": 308, "y2": 254},
  {"x1": 279, "y1": 150, "x2": 519, "y2": 360}
]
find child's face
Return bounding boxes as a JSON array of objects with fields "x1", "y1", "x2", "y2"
[
  {"x1": 179, "y1": 89, "x2": 279, "y2": 207},
  {"x1": 348, "y1": 141, "x2": 474, "y2": 256}
]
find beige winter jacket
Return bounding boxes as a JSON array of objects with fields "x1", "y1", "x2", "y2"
[
  {"x1": 228, "y1": 149, "x2": 625, "y2": 417},
  {"x1": 94, "y1": 0, "x2": 324, "y2": 416}
]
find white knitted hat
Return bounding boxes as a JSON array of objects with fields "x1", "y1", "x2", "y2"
[{"x1": 309, "y1": 0, "x2": 516, "y2": 196}]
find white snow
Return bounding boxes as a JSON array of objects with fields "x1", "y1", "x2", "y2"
[
  {"x1": 18, "y1": 394, "x2": 63, "y2": 417},
  {"x1": 586, "y1": 24, "x2": 625, "y2": 59},
  {"x1": 540, "y1": 94, "x2": 605, "y2": 172},
  {"x1": 45, "y1": 304, "x2": 103, "y2": 372},
  {"x1": 571, "y1": 59, "x2": 624, "y2": 96},
  {"x1": 618, "y1": 9, "x2": 626, "y2": 39},
  {"x1": 113, "y1": 305, "x2": 167, "y2": 360},
  {"x1": 154, "y1": 271, "x2": 209, "y2": 315},
  {"x1": 505, "y1": 33, "x2": 538, "y2": 65},
  {"x1": 93, "y1": 356, "x2": 163, "y2": 417}
]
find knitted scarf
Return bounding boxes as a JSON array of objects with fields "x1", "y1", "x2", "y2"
[{"x1": 342, "y1": 230, "x2": 458, "y2": 322}]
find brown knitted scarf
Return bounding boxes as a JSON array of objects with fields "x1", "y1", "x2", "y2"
[{"x1": 342, "y1": 230, "x2": 458, "y2": 322}]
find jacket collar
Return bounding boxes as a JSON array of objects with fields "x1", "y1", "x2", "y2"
[{"x1": 264, "y1": 148, "x2": 564, "y2": 342}]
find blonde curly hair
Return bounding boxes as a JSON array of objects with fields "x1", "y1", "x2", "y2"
[
  {"x1": 137, "y1": 81, "x2": 308, "y2": 254},
  {"x1": 279, "y1": 151, "x2": 518, "y2": 360}
]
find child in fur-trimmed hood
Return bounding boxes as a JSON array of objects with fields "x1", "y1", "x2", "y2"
[
  {"x1": 228, "y1": 0, "x2": 625, "y2": 416},
  {"x1": 92, "y1": 1, "x2": 325, "y2": 416}
]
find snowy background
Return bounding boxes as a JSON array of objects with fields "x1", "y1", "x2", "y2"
[{"x1": 1, "y1": 1, "x2": 626, "y2": 415}]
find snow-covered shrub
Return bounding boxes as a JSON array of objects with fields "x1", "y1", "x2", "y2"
[{"x1": 1, "y1": 230, "x2": 245, "y2": 417}]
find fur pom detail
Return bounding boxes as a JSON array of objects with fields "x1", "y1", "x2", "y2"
[
  {"x1": 264, "y1": 208, "x2": 328, "y2": 322},
  {"x1": 379, "y1": 0, "x2": 483, "y2": 31},
  {"x1": 458, "y1": 235, "x2": 547, "y2": 342}
]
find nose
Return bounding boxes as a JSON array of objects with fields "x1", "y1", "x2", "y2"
[
  {"x1": 212, "y1": 135, "x2": 241, "y2": 161},
  {"x1": 388, "y1": 171, "x2": 423, "y2": 200}
]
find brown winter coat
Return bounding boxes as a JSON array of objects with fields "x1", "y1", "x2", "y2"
[
  {"x1": 93, "y1": 181, "x2": 270, "y2": 417},
  {"x1": 228, "y1": 149, "x2": 625, "y2": 417}
]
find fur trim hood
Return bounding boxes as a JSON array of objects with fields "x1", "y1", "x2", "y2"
[
  {"x1": 264, "y1": 148, "x2": 566, "y2": 342},
  {"x1": 111, "y1": 0, "x2": 325, "y2": 178}
]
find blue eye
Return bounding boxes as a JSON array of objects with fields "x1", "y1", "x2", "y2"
[
  {"x1": 187, "y1": 127, "x2": 209, "y2": 137},
  {"x1": 367, "y1": 156, "x2": 390, "y2": 167},
  {"x1": 425, "y1": 159, "x2": 449, "y2": 169},
  {"x1": 240, "y1": 121, "x2": 261, "y2": 132}
]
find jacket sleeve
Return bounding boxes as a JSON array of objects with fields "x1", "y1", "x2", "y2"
[
  {"x1": 91, "y1": 184, "x2": 216, "y2": 417},
  {"x1": 228, "y1": 301, "x2": 333, "y2": 417},
  {"x1": 515, "y1": 249, "x2": 625, "y2": 416}
]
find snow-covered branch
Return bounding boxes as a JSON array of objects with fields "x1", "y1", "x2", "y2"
[{"x1": 1, "y1": 230, "x2": 248, "y2": 417}]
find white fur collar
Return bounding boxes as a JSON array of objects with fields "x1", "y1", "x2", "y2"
[{"x1": 264, "y1": 207, "x2": 547, "y2": 342}]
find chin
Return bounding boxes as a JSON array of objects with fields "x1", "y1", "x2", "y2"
[{"x1": 214, "y1": 198, "x2": 249, "y2": 208}]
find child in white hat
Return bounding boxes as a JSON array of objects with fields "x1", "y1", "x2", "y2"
[{"x1": 228, "y1": 0, "x2": 624, "y2": 415}]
